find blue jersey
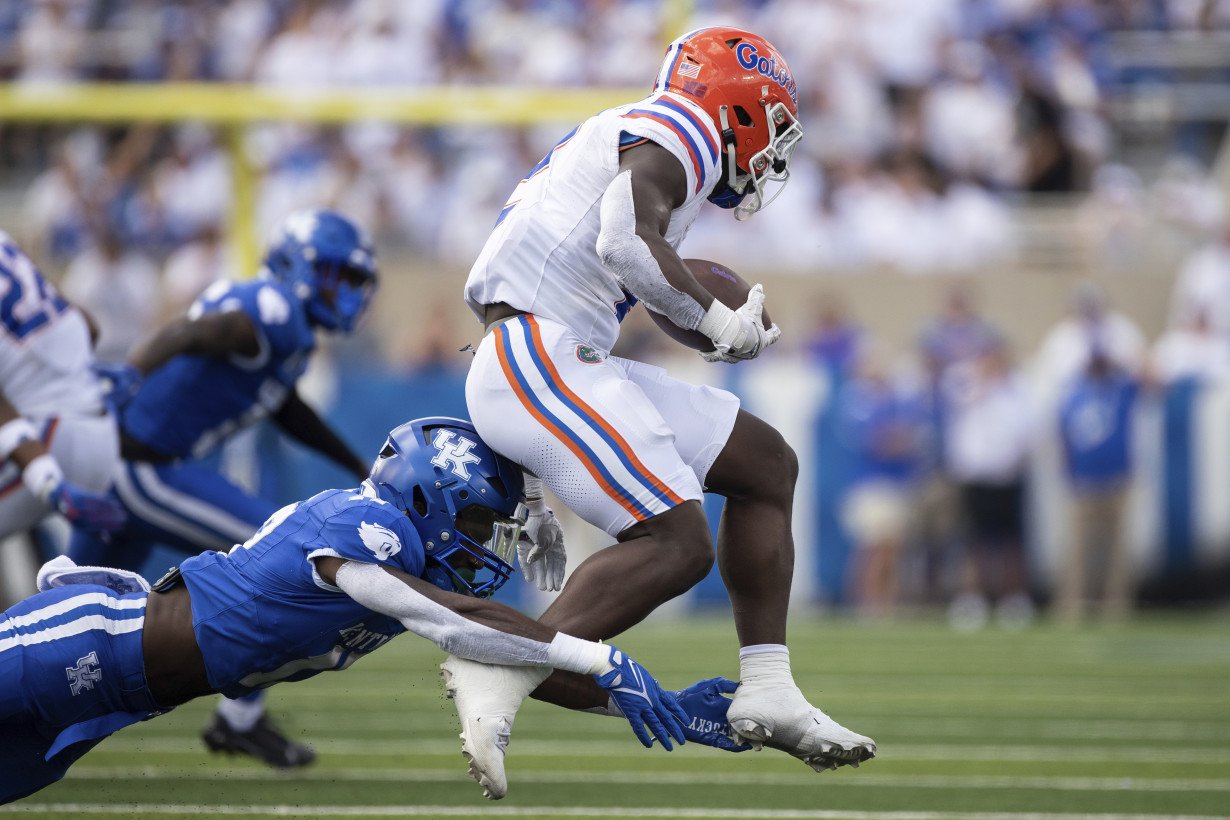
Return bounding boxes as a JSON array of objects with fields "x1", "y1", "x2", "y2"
[
  {"x1": 178, "y1": 486, "x2": 425, "y2": 698},
  {"x1": 1059, "y1": 373, "x2": 1137, "y2": 490},
  {"x1": 120, "y1": 279, "x2": 316, "y2": 459},
  {"x1": 836, "y1": 379, "x2": 925, "y2": 487}
]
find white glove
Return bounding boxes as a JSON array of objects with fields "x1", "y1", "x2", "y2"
[
  {"x1": 518, "y1": 508, "x2": 566, "y2": 591},
  {"x1": 696, "y1": 284, "x2": 780, "y2": 364}
]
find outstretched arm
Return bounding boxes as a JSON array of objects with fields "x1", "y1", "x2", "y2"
[
  {"x1": 316, "y1": 556, "x2": 601, "y2": 667},
  {"x1": 272, "y1": 389, "x2": 368, "y2": 480},
  {"x1": 318, "y1": 556, "x2": 688, "y2": 750}
]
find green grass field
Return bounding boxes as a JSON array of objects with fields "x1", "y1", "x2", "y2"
[{"x1": 4, "y1": 613, "x2": 1229, "y2": 819}]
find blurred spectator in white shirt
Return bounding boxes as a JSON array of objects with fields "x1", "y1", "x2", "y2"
[
  {"x1": 1153, "y1": 156, "x2": 1226, "y2": 237},
  {"x1": 62, "y1": 222, "x2": 160, "y2": 362},
  {"x1": 16, "y1": 0, "x2": 87, "y2": 84},
  {"x1": 1168, "y1": 225, "x2": 1230, "y2": 340},
  {"x1": 922, "y1": 41, "x2": 1021, "y2": 189},
  {"x1": 254, "y1": 5, "x2": 340, "y2": 87},
  {"x1": 1151, "y1": 303, "x2": 1230, "y2": 386},
  {"x1": 943, "y1": 338, "x2": 1035, "y2": 630},
  {"x1": 161, "y1": 223, "x2": 228, "y2": 321},
  {"x1": 1077, "y1": 163, "x2": 1148, "y2": 271},
  {"x1": 24, "y1": 130, "x2": 102, "y2": 263},
  {"x1": 152, "y1": 125, "x2": 230, "y2": 246},
  {"x1": 937, "y1": 180, "x2": 1015, "y2": 271},
  {"x1": 335, "y1": 5, "x2": 442, "y2": 87},
  {"x1": 1034, "y1": 280, "x2": 1146, "y2": 398},
  {"x1": 213, "y1": 0, "x2": 279, "y2": 81}
]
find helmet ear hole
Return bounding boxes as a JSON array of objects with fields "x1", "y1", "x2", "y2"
[
  {"x1": 733, "y1": 106, "x2": 754, "y2": 127},
  {"x1": 411, "y1": 486, "x2": 428, "y2": 516}
]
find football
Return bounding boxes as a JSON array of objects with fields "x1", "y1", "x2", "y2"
[{"x1": 647, "y1": 258, "x2": 773, "y2": 352}]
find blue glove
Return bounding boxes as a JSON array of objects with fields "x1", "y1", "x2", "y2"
[
  {"x1": 92, "y1": 362, "x2": 143, "y2": 413},
  {"x1": 595, "y1": 646, "x2": 689, "y2": 751},
  {"x1": 46, "y1": 481, "x2": 127, "y2": 533},
  {"x1": 673, "y1": 677, "x2": 752, "y2": 753}
]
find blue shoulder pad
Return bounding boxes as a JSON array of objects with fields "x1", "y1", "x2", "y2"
[{"x1": 301, "y1": 489, "x2": 427, "y2": 580}]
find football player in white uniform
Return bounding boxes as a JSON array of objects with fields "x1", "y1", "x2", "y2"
[
  {"x1": 0, "y1": 232, "x2": 126, "y2": 604},
  {"x1": 453, "y1": 27, "x2": 875, "y2": 797}
]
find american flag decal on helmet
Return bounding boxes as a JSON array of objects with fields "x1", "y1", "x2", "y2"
[{"x1": 676, "y1": 61, "x2": 701, "y2": 79}]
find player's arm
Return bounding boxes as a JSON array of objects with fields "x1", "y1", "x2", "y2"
[
  {"x1": 599, "y1": 143, "x2": 711, "y2": 319},
  {"x1": 597, "y1": 143, "x2": 776, "y2": 360},
  {"x1": 270, "y1": 389, "x2": 368, "y2": 480},
  {"x1": 316, "y1": 556, "x2": 688, "y2": 750},
  {"x1": 128, "y1": 309, "x2": 261, "y2": 376},
  {"x1": 0, "y1": 389, "x2": 125, "y2": 531}
]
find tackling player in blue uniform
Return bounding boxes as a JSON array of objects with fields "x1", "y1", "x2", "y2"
[
  {"x1": 66, "y1": 209, "x2": 377, "y2": 767},
  {"x1": 1, "y1": 417, "x2": 739, "y2": 805}
]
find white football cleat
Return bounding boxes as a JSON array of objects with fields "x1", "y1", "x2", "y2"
[
  {"x1": 728, "y1": 683, "x2": 876, "y2": 772},
  {"x1": 440, "y1": 656, "x2": 550, "y2": 800}
]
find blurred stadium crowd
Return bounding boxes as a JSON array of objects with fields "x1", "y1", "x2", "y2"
[
  {"x1": 2, "y1": 0, "x2": 1228, "y2": 288},
  {"x1": 2, "y1": 0, "x2": 1229, "y2": 622},
  {"x1": 791, "y1": 271, "x2": 1230, "y2": 628}
]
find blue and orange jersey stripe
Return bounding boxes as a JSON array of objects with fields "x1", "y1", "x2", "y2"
[
  {"x1": 621, "y1": 97, "x2": 718, "y2": 193},
  {"x1": 494, "y1": 316, "x2": 687, "y2": 520},
  {"x1": 494, "y1": 322, "x2": 652, "y2": 521},
  {"x1": 654, "y1": 96, "x2": 718, "y2": 164},
  {"x1": 523, "y1": 317, "x2": 688, "y2": 513}
]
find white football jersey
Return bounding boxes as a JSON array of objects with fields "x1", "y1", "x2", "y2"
[
  {"x1": 0, "y1": 232, "x2": 104, "y2": 418},
  {"x1": 464, "y1": 91, "x2": 723, "y2": 351}
]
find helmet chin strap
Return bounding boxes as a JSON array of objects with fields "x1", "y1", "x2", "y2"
[{"x1": 718, "y1": 105, "x2": 750, "y2": 196}]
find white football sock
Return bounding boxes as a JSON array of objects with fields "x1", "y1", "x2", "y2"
[
  {"x1": 216, "y1": 695, "x2": 264, "y2": 732},
  {"x1": 739, "y1": 644, "x2": 794, "y2": 688}
]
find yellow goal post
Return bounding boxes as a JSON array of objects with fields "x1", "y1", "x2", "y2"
[{"x1": 0, "y1": 82, "x2": 648, "y2": 273}]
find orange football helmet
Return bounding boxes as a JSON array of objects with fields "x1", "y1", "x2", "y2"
[{"x1": 653, "y1": 27, "x2": 802, "y2": 219}]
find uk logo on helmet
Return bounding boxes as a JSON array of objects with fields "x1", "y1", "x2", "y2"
[{"x1": 430, "y1": 430, "x2": 482, "y2": 480}]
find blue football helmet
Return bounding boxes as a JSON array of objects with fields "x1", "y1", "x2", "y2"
[
  {"x1": 368, "y1": 417, "x2": 526, "y2": 597},
  {"x1": 260, "y1": 209, "x2": 378, "y2": 332}
]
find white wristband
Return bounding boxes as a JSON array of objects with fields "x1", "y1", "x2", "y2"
[
  {"x1": 0, "y1": 417, "x2": 38, "y2": 461},
  {"x1": 22, "y1": 453, "x2": 63, "y2": 502},
  {"x1": 523, "y1": 473, "x2": 548, "y2": 514},
  {"x1": 546, "y1": 632, "x2": 612, "y2": 675},
  {"x1": 695, "y1": 299, "x2": 737, "y2": 344}
]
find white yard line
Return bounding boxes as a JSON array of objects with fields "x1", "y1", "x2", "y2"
[
  {"x1": 62, "y1": 766, "x2": 1230, "y2": 793},
  {"x1": 94, "y1": 736, "x2": 1230, "y2": 763},
  {"x1": 0, "y1": 805, "x2": 1222, "y2": 820}
]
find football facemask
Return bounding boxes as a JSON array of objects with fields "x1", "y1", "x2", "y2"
[
  {"x1": 721, "y1": 101, "x2": 803, "y2": 221},
  {"x1": 423, "y1": 503, "x2": 527, "y2": 598},
  {"x1": 309, "y1": 260, "x2": 377, "y2": 332}
]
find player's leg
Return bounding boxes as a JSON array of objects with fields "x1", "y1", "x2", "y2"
[
  {"x1": 79, "y1": 460, "x2": 314, "y2": 767},
  {"x1": 672, "y1": 408, "x2": 875, "y2": 768},
  {"x1": 1100, "y1": 488, "x2": 1133, "y2": 621},
  {"x1": 704, "y1": 411, "x2": 796, "y2": 644},
  {"x1": 471, "y1": 316, "x2": 716, "y2": 636},
  {"x1": 449, "y1": 318, "x2": 713, "y2": 797},
  {"x1": 1, "y1": 584, "x2": 161, "y2": 802},
  {"x1": 108, "y1": 460, "x2": 271, "y2": 557},
  {"x1": 67, "y1": 457, "x2": 255, "y2": 575}
]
